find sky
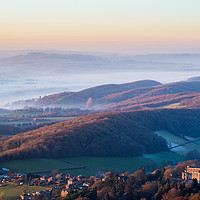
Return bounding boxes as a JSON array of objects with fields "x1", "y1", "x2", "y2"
[{"x1": 1, "y1": 0, "x2": 200, "y2": 54}]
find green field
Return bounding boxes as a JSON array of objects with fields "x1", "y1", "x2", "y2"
[
  {"x1": 59, "y1": 152, "x2": 185, "y2": 176},
  {"x1": 154, "y1": 130, "x2": 200, "y2": 155},
  {"x1": 0, "y1": 121, "x2": 32, "y2": 125},
  {"x1": 193, "y1": 141, "x2": 200, "y2": 145},
  {"x1": 0, "y1": 116, "x2": 75, "y2": 128},
  {"x1": 2, "y1": 111, "x2": 44, "y2": 117},
  {"x1": 0, "y1": 151, "x2": 186, "y2": 177},
  {"x1": 155, "y1": 130, "x2": 187, "y2": 147},
  {"x1": 38, "y1": 117, "x2": 75, "y2": 122},
  {"x1": 0, "y1": 130, "x2": 191, "y2": 176},
  {"x1": 162, "y1": 103, "x2": 182, "y2": 108},
  {"x1": 0, "y1": 158, "x2": 78, "y2": 174},
  {"x1": 1, "y1": 111, "x2": 75, "y2": 121},
  {"x1": 0, "y1": 183, "x2": 48, "y2": 199}
]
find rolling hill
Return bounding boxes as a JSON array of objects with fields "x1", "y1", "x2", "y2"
[
  {"x1": 35, "y1": 80, "x2": 200, "y2": 111},
  {"x1": 1, "y1": 109, "x2": 200, "y2": 161},
  {"x1": 101, "y1": 81, "x2": 200, "y2": 111},
  {"x1": 36, "y1": 79, "x2": 161, "y2": 107}
]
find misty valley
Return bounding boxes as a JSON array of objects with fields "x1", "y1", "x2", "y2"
[
  {"x1": 0, "y1": 52, "x2": 200, "y2": 199},
  {"x1": 1, "y1": 51, "x2": 200, "y2": 106}
]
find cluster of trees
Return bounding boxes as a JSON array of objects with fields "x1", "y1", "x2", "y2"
[{"x1": 65, "y1": 159, "x2": 200, "y2": 200}]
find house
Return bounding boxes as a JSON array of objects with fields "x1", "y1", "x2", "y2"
[
  {"x1": 77, "y1": 175, "x2": 83, "y2": 181},
  {"x1": 67, "y1": 178, "x2": 78, "y2": 185},
  {"x1": 32, "y1": 190, "x2": 50, "y2": 197},
  {"x1": 65, "y1": 174, "x2": 73, "y2": 179},
  {"x1": 56, "y1": 173, "x2": 64, "y2": 180},
  {"x1": 47, "y1": 177, "x2": 55, "y2": 183},
  {"x1": 61, "y1": 189, "x2": 69, "y2": 198},
  {"x1": 17, "y1": 174, "x2": 23, "y2": 178},
  {"x1": 83, "y1": 182, "x2": 89, "y2": 187},
  {"x1": 40, "y1": 176, "x2": 46, "y2": 182},
  {"x1": 182, "y1": 166, "x2": 200, "y2": 183},
  {"x1": 20, "y1": 194, "x2": 31, "y2": 200}
]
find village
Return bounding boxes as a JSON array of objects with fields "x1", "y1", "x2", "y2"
[
  {"x1": 0, "y1": 165, "x2": 102, "y2": 199},
  {"x1": 0, "y1": 161, "x2": 200, "y2": 199}
]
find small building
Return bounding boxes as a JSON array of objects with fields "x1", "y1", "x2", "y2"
[
  {"x1": 182, "y1": 166, "x2": 200, "y2": 183},
  {"x1": 47, "y1": 177, "x2": 55, "y2": 183},
  {"x1": 67, "y1": 178, "x2": 78, "y2": 185},
  {"x1": 61, "y1": 189, "x2": 69, "y2": 198},
  {"x1": 83, "y1": 183, "x2": 89, "y2": 187},
  {"x1": 40, "y1": 176, "x2": 46, "y2": 182},
  {"x1": 20, "y1": 194, "x2": 31, "y2": 200}
]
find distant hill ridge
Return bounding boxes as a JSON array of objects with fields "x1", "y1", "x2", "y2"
[
  {"x1": 1, "y1": 52, "x2": 105, "y2": 62},
  {"x1": 36, "y1": 79, "x2": 161, "y2": 107},
  {"x1": 35, "y1": 80, "x2": 200, "y2": 111}
]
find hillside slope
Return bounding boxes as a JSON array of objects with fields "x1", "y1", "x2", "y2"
[
  {"x1": 36, "y1": 80, "x2": 161, "y2": 107},
  {"x1": 1, "y1": 109, "x2": 200, "y2": 161},
  {"x1": 99, "y1": 81, "x2": 200, "y2": 104},
  {"x1": 99, "y1": 81, "x2": 200, "y2": 111},
  {"x1": 105, "y1": 92, "x2": 199, "y2": 111},
  {"x1": 35, "y1": 81, "x2": 200, "y2": 111}
]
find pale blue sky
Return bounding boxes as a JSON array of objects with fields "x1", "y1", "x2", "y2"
[{"x1": 0, "y1": 0, "x2": 200, "y2": 53}]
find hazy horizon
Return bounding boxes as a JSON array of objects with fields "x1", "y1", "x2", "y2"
[{"x1": 1, "y1": 0, "x2": 200, "y2": 53}]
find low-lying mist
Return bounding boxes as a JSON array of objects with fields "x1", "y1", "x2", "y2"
[{"x1": 1, "y1": 51, "x2": 200, "y2": 108}]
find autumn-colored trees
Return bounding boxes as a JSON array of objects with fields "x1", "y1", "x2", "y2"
[
  {"x1": 64, "y1": 159, "x2": 200, "y2": 200},
  {"x1": 0, "y1": 109, "x2": 200, "y2": 161}
]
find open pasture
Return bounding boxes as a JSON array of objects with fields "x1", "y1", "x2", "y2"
[{"x1": 0, "y1": 151, "x2": 186, "y2": 177}]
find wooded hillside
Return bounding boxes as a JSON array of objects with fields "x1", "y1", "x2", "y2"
[{"x1": 1, "y1": 109, "x2": 200, "y2": 161}]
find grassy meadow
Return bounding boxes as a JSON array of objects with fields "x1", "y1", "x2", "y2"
[
  {"x1": 1, "y1": 111, "x2": 44, "y2": 117},
  {"x1": 0, "y1": 151, "x2": 186, "y2": 177},
  {"x1": 37, "y1": 117, "x2": 75, "y2": 122},
  {"x1": 154, "y1": 130, "x2": 200, "y2": 155},
  {"x1": 0, "y1": 182, "x2": 49, "y2": 199},
  {"x1": 0, "y1": 158, "x2": 78, "y2": 174}
]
